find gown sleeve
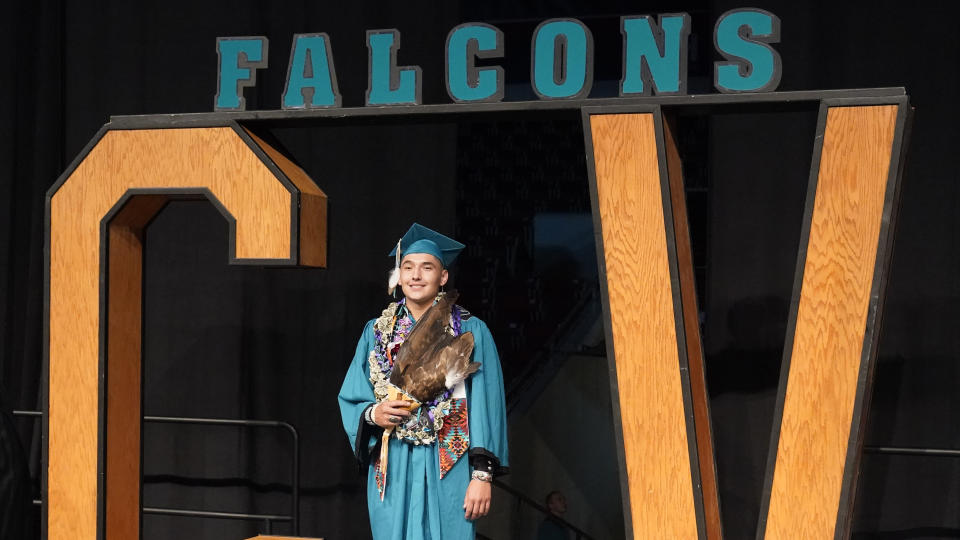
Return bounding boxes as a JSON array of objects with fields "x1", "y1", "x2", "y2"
[
  {"x1": 337, "y1": 319, "x2": 382, "y2": 467},
  {"x1": 465, "y1": 318, "x2": 510, "y2": 475}
]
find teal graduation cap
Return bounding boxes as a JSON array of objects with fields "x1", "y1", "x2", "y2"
[
  {"x1": 387, "y1": 223, "x2": 464, "y2": 295},
  {"x1": 388, "y1": 223, "x2": 465, "y2": 267}
]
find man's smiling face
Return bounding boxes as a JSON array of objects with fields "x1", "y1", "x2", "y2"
[{"x1": 399, "y1": 252, "x2": 449, "y2": 306}]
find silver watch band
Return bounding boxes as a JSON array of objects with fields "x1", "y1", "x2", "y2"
[{"x1": 471, "y1": 470, "x2": 493, "y2": 482}]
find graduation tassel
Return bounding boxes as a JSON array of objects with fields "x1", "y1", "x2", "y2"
[
  {"x1": 378, "y1": 427, "x2": 390, "y2": 500},
  {"x1": 387, "y1": 238, "x2": 401, "y2": 296}
]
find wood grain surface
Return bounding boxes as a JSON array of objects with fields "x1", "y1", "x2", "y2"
[
  {"x1": 590, "y1": 112, "x2": 699, "y2": 539},
  {"x1": 104, "y1": 195, "x2": 167, "y2": 540},
  {"x1": 663, "y1": 118, "x2": 723, "y2": 540},
  {"x1": 763, "y1": 105, "x2": 898, "y2": 539},
  {"x1": 48, "y1": 127, "x2": 322, "y2": 539},
  {"x1": 244, "y1": 128, "x2": 328, "y2": 267}
]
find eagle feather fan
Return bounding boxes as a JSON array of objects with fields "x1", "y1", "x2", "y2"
[{"x1": 389, "y1": 291, "x2": 479, "y2": 402}]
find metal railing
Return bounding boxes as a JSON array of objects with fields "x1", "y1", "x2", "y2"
[
  {"x1": 504, "y1": 285, "x2": 600, "y2": 416},
  {"x1": 485, "y1": 445, "x2": 960, "y2": 540},
  {"x1": 863, "y1": 445, "x2": 960, "y2": 458},
  {"x1": 143, "y1": 415, "x2": 300, "y2": 535},
  {"x1": 140, "y1": 506, "x2": 291, "y2": 535},
  {"x1": 492, "y1": 479, "x2": 595, "y2": 540},
  {"x1": 12, "y1": 410, "x2": 300, "y2": 535},
  {"x1": 12, "y1": 409, "x2": 960, "y2": 538}
]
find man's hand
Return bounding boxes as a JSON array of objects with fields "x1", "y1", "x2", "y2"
[
  {"x1": 373, "y1": 400, "x2": 412, "y2": 429},
  {"x1": 463, "y1": 478, "x2": 492, "y2": 520}
]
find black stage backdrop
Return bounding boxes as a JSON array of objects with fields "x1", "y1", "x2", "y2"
[{"x1": 1, "y1": 1, "x2": 958, "y2": 539}]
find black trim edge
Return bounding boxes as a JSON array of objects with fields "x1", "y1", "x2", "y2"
[
  {"x1": 832, "y1": 96, "x2": 912, "y2": 539},
  {"x1": 580, "y1": 104, "x2": 663, "y2": 540},
  {"x1": 107, "y1": 88, "x2": 907, "y2": 130},
  {"x1": 654, "y1": 110, "x2": 708, "y2": 539},
  {"x1": 229, "y1": 123, "x2": 302, "y2": 266},
  {"x1": 755, "y1": 98, "x2": 831, "y2": 540}
]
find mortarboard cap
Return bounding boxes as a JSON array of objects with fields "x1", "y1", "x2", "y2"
[{"x1": 388, "y1": 223, "x2": 465, "y2": 268}]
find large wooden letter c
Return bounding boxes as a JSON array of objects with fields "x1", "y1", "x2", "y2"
[{"x1": 45, "y1": 125, "x2": 327, "y2": 540}]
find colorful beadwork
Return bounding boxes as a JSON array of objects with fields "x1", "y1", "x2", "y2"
[
  {"x1": 374, "y1": 456, "x2": 385, "y2": 496},
  {"x1": 438, "y1": 397, "x2": 470, "y2": 478}
]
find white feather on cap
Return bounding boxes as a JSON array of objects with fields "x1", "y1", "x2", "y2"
[{"x1": 387, "y1": 238, "x2": 401, "y2": 295}]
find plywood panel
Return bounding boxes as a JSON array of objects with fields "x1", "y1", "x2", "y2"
[
  {"x1": 763, "y1": 105, "x2": 898, "y2": 539},
  {"x1": 244, "y1": 128, "x2": 328, "y2": 267},
  {"x1": 48, "y1": 127, "x2": 315, "y2": 540},
  {"x1": 662, "y1": 118, "x2": 722, "y2": 540},
  {"x1": 590, "y1": 112, "x2": 699, "y2": 539},
  {"x1": 104, "y1": 226, "x2": 143, "y2": 540},
  {"x1": 298, "y1": 193, "x2": 328, "y2": 267},
  {"x1": 104, "y1": 195, "x2": 168, "y2": 540}
]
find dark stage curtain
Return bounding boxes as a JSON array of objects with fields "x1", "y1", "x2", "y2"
[
  {"x1": 139, "y1": 120, "x2": 459, "y2": 539},
  {"x1": 1, "y1": 1, "x2": 958, "y2": 539},
  {"x1": 1, "y1": 3, "x2": 64, "y2": 535},
  {"x1": 0, "y1": 403, "x2": 31, "y2": 539}
]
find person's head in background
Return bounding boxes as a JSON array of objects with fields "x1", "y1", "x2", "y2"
[{"x1": 544, "y1": 490, "x2": 567, "y2": 517}]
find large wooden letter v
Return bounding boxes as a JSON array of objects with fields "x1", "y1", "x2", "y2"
[{"x1": 583, "y1": 98, "x2": 910, "y2": 540}]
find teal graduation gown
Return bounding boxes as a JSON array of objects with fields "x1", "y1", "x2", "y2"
[{"x1": 338, "y1": 314, "x2": 509, "y2": 540}]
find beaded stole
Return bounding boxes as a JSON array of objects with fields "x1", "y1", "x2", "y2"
[{"x1": 437, "y1": 397, "x2": 469, "y2": 478}]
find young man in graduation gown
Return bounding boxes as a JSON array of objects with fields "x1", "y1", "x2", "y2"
[{"x1": 338, "y1": 223, "x2": 509, "y2": 540}]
